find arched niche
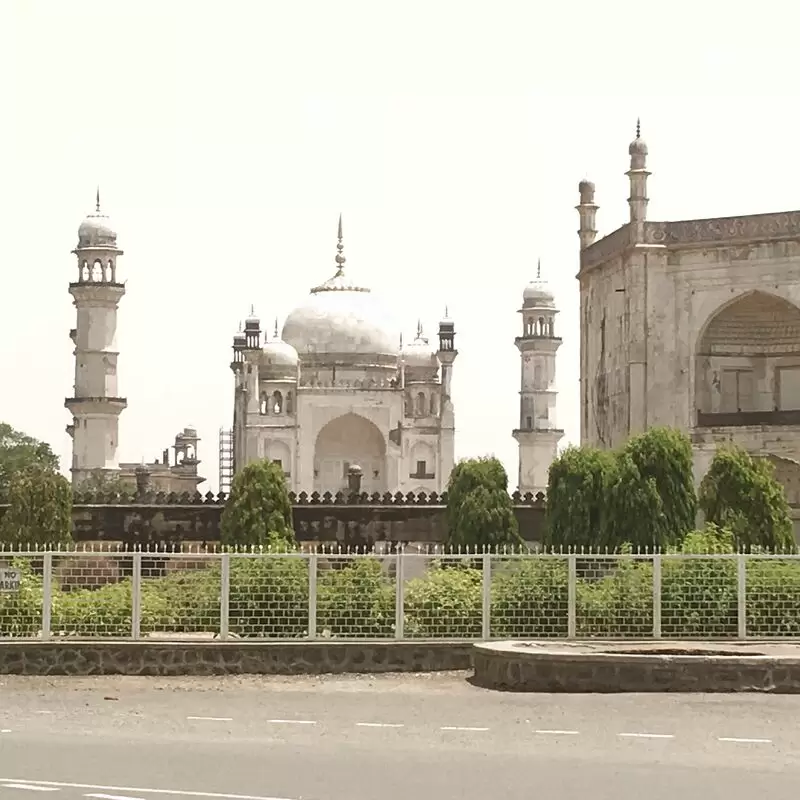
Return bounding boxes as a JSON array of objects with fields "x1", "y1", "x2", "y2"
[
  {"x1": 313, "y1": 413, "x2": 386, "y2": 495},
  {"x1": 410, "y1": 441, "x2": 436, "y2": 479},
  {"x1": 695, "y1": 291, "x2": 800, "y2": 420}
]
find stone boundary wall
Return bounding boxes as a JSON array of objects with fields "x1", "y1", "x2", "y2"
[
  {"x1": 0, "y1": 641, "x2": 474, "y2": 676},
  {"x1": 472, "y1": 641, "x2": 800, "y2": 693}
]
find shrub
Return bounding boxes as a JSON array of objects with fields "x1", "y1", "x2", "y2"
[
  {"x1": 404, "y1": 561, "x2": 482, "y2": 638},
  {"x1": 0, "y1": 464, "x2": 72, "y2": 545},
  {"x1": 490, "y1": 557, "x2": 568, "y2": 638},
  {"x1": 317, "y1": 558, "x2": 395, "y2": 637},
  {"x1": 220, "y1": 460, "x2": 295, "y2": 547},
  {"x1": 545, "y1": 446, "x2": 616, "y2": 549},
  {"x1": 445, "y1": 457, "x2": 521, "y2": 549},
  {"x1": 0, "y1": 559, "x2": 45, "y2": 637},
  {"x1": 699, "y1": 445, "x2": 794, "y2": 551}
]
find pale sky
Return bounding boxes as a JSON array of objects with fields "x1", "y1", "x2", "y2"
[{"x1": 1, "y1": 0, "x2": 799, "y2": 491}]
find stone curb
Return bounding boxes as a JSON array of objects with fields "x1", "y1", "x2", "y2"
[
  {"x1": 471, "y1": 641, "x2": 800, "y2": 693},
  {"x1": 0, "y1": 640, "x2": 474, "y2": 676}
]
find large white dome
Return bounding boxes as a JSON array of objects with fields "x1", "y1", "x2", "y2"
[
  {"x1": 282, "y1": 284, "x2": 399, "y2": 359},
  {"x1": 281, "y1": 218, "x2": 399, "y2": 361}
]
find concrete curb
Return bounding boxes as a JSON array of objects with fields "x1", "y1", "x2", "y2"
[
  {"x1": 0, "y1": 640, "x2": 474, "y2": 676},
  {"x1": 472, "y1": 641, "x2": 800, "y2": 693}
]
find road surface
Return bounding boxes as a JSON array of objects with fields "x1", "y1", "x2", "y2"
[{"x1": 1, "y1": 672, "x2": 799, "y2": 799}]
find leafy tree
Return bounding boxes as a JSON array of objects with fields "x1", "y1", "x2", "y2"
[
  {"x1": 445, "y1": 457, "x2": 521, "y2": 548},
  {"x1": 545, "y1": 445, "x2": 615, "y2": 549},
  {"x1": 699, "y1": 445, "x2": 794, "y2": 551},
  {"x1": 220, "y1": 459, "x2": 295, "y2": 548},
  {"x1": 622, "y1": 427, "x2": 696, "y2": 544},
  {"x1": 604, "y1": 450, "x2": 669, "y2": 549},
  {"x1": 0, "y1": 463, "x2": 72, "y2": 545},
  {"x1": 0, "y1": 423, "x2": 59, "y2": 504}
]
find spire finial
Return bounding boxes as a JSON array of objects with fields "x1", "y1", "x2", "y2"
[
  {"x1": 335, "y1": 213, "x2": 346, "y2": 274},
  {"x1": 536, "y1": 258, "x2": 541, "y2": 280},
  {"x1": 274, "y1": 317, "x2": 279, "y2": 338},
  {"x1": 238, "y1": 320, "x2": 243, "y2": 332},
  {"x1": 250, "y1": 304, "x2": 256, "y2": 317},
  {"x1": 399, "y1": 332, "x2": 404, "y2": 350},
  {"x1": 636, "y1": 118, "x2": 641, "y2": 139},
  {"x1": 95, "y1": 186, "x2": 101, "y2": 213},
  {"x1": 445, "y1": 305, "x2": 449, "y2": 319},
  {"x1": 416, "y1": 319, "x2": 423, "y2": 339}
]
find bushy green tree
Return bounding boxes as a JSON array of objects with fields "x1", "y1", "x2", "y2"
[
  {"x1": 0, "y1": 463, "x2": 72, "y2": 545},
  {"x1": 699, "y1": 446, "x2": 793, "y2": 551},
  {"x1": 445, "y1": 457, "x2": 521, "y2": 548},
  {"x1": 622, "y1": 427, "x2": 696, "y2": 543},
  {"x1": 0, "y1": 423, "x2": 59, "y2": 504},
  {"x1": 545, "y1": 445, "x2": 615, "y2": 549},
  {"x1": 220, "y1": 460, "x2": 295, "y2": 547}
]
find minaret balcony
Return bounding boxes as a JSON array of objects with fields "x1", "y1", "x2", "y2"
[{"x1": 65, "y1": 396, "x2": 128, "y2": 413}]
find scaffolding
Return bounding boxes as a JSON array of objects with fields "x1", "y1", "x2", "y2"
[{"x1": 218, "y1": 427, "x2": 233, "y2": 495}]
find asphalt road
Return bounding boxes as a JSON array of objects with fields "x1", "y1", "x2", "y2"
[{"x1": 1, "y1": 673, "x2": 799, "y2": 800}]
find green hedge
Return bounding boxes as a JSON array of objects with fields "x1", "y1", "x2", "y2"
[{"x1": 2, "y1": 551, "x2": 800, "y2": 639}]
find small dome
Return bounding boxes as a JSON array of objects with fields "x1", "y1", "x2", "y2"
[
  {"x1": 629, "y1": 136, "x2": 648, "y2": 157},
  {"x1": 260, "y1": 329, "x2": 299, "y2": 379},
  {"x1": 578, "y1": 177, "x2": 595, "y2": 192},
  {"x1": 233, "y1": 329, "x2": 246, "y2": 344},
  {"x1": 403, "y1": 323, "x2": 438, "y2": 370},
  {"x1": 522, "y1": 260, "x2": 555, "y2": 308},
  {"x1": 77, "y1": 191, "x2": 117, "y2": 249}
]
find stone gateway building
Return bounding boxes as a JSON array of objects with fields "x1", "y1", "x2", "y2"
[
  {"x1": 226, "y1": 217, "x2": 458, "y2": 497},
  {"x1": 578, "y1": 125, "x2": 800, "y2": 503}
]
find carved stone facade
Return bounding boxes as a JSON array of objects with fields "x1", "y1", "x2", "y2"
[
  {"x1": 577, "y1": 129, "x2": 800, "y2": 515},
  {"x1": 228, "y1": 219, "x2": 457, "y2": 496}
]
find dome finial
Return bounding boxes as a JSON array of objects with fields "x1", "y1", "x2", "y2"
[
  {"x1": 416, "y1": 319, "x2": 423, "y2": 339},
  {"x1": 636, "y1": 117, "x2": 641, "y2": 139},
  {"x1": 250, "y1": 304, "x2": 255, "y2": 317},
  {"x1": 274, "y1": 317, "x2": 279, "y2": 338},
  {"x1": 334, "y1": 213, "x2": 346, "y2": 275},
  {"x1": 536, "y1": 257, "x2": 541, "y2": 280},
  {"x1": 95, "y1": 186, "x2": 101, "y2": 213}
]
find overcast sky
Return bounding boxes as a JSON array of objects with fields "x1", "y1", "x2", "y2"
[{"x1": 1, "y1": 0, "x2": 798, "y2": 490}]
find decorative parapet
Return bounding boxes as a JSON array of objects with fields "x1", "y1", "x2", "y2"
[
  {"x1": 645, "y1": 211, "x2": 800, "y2": 248},
  {"x1": 64, "y1": 489, "x2": 547, "y2": 507},
  {"x1": 579, "y1": 224, "x2": 633, "y2": 272}
]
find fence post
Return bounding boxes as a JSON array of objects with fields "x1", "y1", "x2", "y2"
[
  {"x1": 41, "y1": 552, "x2": 52, "y2": 641},
  {"x1": 652, "y1": 554, "x2": 662, "y2": 639},
  {"x1": 567, "y1": 554, "x2": 577, "y2": 639},
  {"x1": 308, "y1": 551, "x2": 318, "y2": 639},
  {"x1": 737, "y1": 554, "x2": 747, "y2": 639},
  {"x1": 395, "y1": 546, "x2": 405, "y2": 639},
  {"x1": 131, "y1": 552, "x2": 142, "y2": 640},
  {"x1": 220, "y1": 553, "x2": 230, "y2": 640},
  {"x1": 481, "y1": 553, "x2": 492, "y2": 639}
]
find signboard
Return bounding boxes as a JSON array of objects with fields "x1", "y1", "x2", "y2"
[{"x1": 0, "y1": 568, "x2": 21, "y2": 594}]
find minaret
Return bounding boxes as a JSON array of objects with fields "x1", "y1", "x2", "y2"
[
  {"x1": 436, "y1": 309, "x2": 458, "y2": 487},
  {"x1": 513, "y1": 260, "x2": 563, "y2": 497},
  {"x1": 626, "y1": 118, "x2": 650, "y2": 235},
  {"x1": 576, "y1": 178, "x2": 598, "y2": 250},
  {"x1": 65, "y1": 190, "x2": 127, "y2": 486}
]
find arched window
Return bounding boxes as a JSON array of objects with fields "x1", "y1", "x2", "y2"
[
  {"x1": 91, "y1": 260, "x2": 103, "y2": 282},
  {"x1": 80, "y1": 261, "x2": 90, "y2": 282},
  {"x1": 260, "y1": 393, "x2": 269, "y2": 415},
  {"x1": 272, "y1": 390, "x2": 283, "y2": 414},
  {"x1": 429, "y1": 392, "x2": 438, "y2": 416},
  {"x1": 286, "y1": 391, "x2": 294, "y2": 414},
  {"x1": 415, "y1": 392, "x2": 426, "y2": 416},
  {"x1": 538, "y1": 317, "x2": 546, "y2": 336}
]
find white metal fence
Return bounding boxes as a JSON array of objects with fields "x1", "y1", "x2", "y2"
[{"x1": 1, "y1": 546, "x2": 800, "y2": 640}]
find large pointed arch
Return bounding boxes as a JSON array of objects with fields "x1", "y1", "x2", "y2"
[{"x1": 695, "y1": 290, "x2": 800, "y2": 423}]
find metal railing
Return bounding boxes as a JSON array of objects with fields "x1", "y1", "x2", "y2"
[{"x1": 1, "y1": 546, "x2": 799, "y2": 641}]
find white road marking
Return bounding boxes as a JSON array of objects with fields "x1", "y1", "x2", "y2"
[
  {"x1": 440, "y1": 726, "x2": 490, "y2": 732},
  {"x1": 2, "y1": 785, "x2": 60, "y2": 793},
  {"x1": 718, "y1": 737, "x2": 772, "y2": 744},
  {"x1": 86, "y1": 794, "x2": 146, "y2": 800},
  {"x1": 0, "y1": 781, "x2": 294, "y2": 800},
  {"x1": 186, "y1": 717, "x2": 233, "y2": 723},
  {"x1": 355, "y1": 722, "x2": 404, "y2": 728},
  {"x1": 535, "y1": 729, "x2": 580, "y2": 736},
  {"x1": 267, "y1": 719, "x2": 317, "y2": 725},
  {"x1": 618, "y1": 732, "x2": 675, "y2": 739}
]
